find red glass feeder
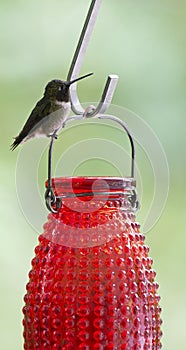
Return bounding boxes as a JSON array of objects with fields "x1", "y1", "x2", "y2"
[{"x1": 23, "y1": 119, "x2": 162, "y2": 349}]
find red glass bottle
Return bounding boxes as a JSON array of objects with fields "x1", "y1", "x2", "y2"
[{"x1": 23, "y1": 177, "x2": 162, "y2": 349}]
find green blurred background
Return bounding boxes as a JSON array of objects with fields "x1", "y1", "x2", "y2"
[{"x1": 1, "y1": 0, "x2": 186, "y2": 349}]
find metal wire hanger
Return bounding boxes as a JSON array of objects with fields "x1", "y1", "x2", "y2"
[{"x1": 45, "y1": 0, "x2": 136, "y2": 213}]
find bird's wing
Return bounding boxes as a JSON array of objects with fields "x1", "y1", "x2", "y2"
[
  {"x1": 11, "y1": 98, "x2": 53, "y2": 150},
  {"x1": 19, "y1": 97, "x2": 52, "y2": 137}
]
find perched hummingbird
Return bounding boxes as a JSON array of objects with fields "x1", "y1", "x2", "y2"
[{"x1": 11, "y1": 72, "x2": 93, "y2": 150}]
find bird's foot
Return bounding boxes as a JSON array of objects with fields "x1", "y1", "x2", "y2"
[{"x1": 48, "y1": 131, "x2": 58, "y2": 140}]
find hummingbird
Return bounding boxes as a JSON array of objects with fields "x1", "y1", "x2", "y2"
[{"x1": 11, "y1": 72, "x2": 93, "y2": 150}]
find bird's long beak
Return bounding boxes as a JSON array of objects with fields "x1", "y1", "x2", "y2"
[{"x1": 67, "y1": 72, "x2": 93, "y2": 86}]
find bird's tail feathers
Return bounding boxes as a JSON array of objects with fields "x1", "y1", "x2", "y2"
[{"x1": 10, "y1": 135, "x2": 23, "y2": 151}]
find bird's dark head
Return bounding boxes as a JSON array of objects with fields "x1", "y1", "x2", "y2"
[
  {"x1": 44, "y1": 72, "x2": 93, "y2": 103},
  {"x1": 44, "y1": 79, "x2": 69, "y2": 102}
]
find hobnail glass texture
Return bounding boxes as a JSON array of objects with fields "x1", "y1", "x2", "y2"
[{"x1": 23, "y1": 177, "x2": 162, "y2": 350}]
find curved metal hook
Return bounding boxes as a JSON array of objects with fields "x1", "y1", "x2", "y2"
[
  {"x1": 67, "y1": 0, "x2": 119, "y2": 116},
  {"x1": 45, "y1": 114, "x2": 137, "y2": 213}
]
